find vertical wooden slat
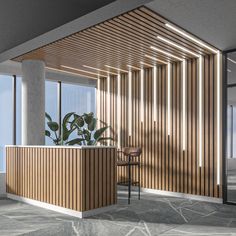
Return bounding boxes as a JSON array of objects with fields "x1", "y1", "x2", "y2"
[
  {"x1": 90, "y1": 149, "x2": 95, "y2": 210},
  {"x1": 73, "y1": 149, "x2": 77, "y2": 210},
  {"x1": 106, "y1": 148, "x2": 111, "y2": 205},
  {"x1": 98, "y1": 148, "x2": 103, "y2": 208},
  {"x1": 94, "y1": 148, "x2": 99, "y2": 208},
  {"x1": 69, "y1": 148, "x2": 73, "y2": 209},
  {"x1": 102, "y1": 148, "x2": 107, "y2": 206},
  {"x1": 81, "y1": 149, "x2": 86, "y2": 211}
]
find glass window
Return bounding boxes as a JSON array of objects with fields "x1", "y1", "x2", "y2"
[
  {"x1": 61, "y1": 83, "x2": 96, "y2": 140},
  {"x1": 45, "y1": 81, "x2": 58, "y2": 145},
  {"x1": 0, "y1": 75, "x2": 13, "y2": 172},
  {"x1": 62, "y1": 83, "x2": 96, "y2": 116},
  {"x1": 226, "y1": 50, "x2": 236, "y2": 203}
]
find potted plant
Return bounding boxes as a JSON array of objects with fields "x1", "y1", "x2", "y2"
[{"x1": 45, "y1": 112, "x2": 112, "y2": 146}]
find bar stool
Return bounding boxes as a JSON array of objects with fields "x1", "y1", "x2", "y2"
[{"x1": 117, "y1": 147, "x2": 142, "y2": 204}]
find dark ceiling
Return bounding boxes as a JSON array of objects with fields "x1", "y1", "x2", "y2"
[
  {"x1": 146, "y1": 0, "x2": 236, "y2": 51},
  {"x1": 0, "y1": 0, "x2": 115, "y2": 54}
]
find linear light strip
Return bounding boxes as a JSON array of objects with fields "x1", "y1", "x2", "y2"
[
  {"x1": 217, "y1": 51, "x2": 221, "y2": 185},
  {"x1": 182, "y1": 60, "x2": 186, "y2": 150},
  {"x1": 128, "y1": 70, "x2": 132, "y2": 136},
  {"x1": 145, "y1": 54, "x2": 168, "y2": 64},
  {"x1": 117, "y1": 73, "x2": 121, "y2": 148},
  {"x1": 157, "y1": 36, "x2": 200, "y2": 57},
  {"x1": 167, "y1": 63, "x2": 171, "y2": 135},
  {"x1": 105, "y1": 65, "x2": 129, "y2": 73},
  {"x1": 150, "y1": 46, "x2": 184, "y2": 61},
  {"x1": 165, "y1": 23, "x2": 218, "y2": 53},
  {"x1": 141, "y1": 68, "x2": 144, "y2": 122},
  {"x1": 140, "y1": 62, "x2": 154, "y2": 67},
  {"x1": 83, "y1": 65, "x2": 118, "y2": 75},
  {"x1": 97, "y1": 76, "x2": 101, "y2": 129},
  {"x1": 127, "y1": 65, "x2": 141, "y2": 70},
  {"x1": 61, "y1": 65, "x2": 105, "y2": 77},
  {"x1": 107, "y1": 75, "x2": 111, "y2": 145},
  {"x1": 199, "y1": 56, "x2": 203, "y2": 167},
  {"x1": 153, "y1": 65, "x2": 157, "y2": 122},
  {"x1": 45, "y1": 66, "x2": 97, "y2": 80},
  {"x1": 227, "y1": 58, "x2": 236, "y2": 64}
]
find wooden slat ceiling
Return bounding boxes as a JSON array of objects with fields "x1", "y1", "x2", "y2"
[{"x1": 13, "y1": 6, "x2": 218, "y2": 79}]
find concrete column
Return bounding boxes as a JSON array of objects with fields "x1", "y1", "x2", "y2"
[{"x1": 22, "y1": 60, "x2": 45, "y2": 145}]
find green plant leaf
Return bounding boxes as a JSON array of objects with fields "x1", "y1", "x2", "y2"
[
  {"x1": 87, "y1": 140, "x2": 95, "y2": 145},
  {"x1": 45, "y1": 130, "x2": 51, "y2": 137},
  {"x1": 84, "y1": 112, "x2": 94, "y2": 125},
  {"x1": 77, "y1": 129, "x2": 83, "y2": 135},
  {"x1": 63, "y1": 112, "x2": 75, "y2": 125},
  {"x1": 47, "y1": 121, "x2": 59, "y2": 131},
  {"x1": 62, "y1": 112, "x2": 75, "y2": 141},
  {"x1": 63, "y1": 127, "x2": 76, "y2": 141},
  {"x1": 88, "y1": 118, "x2": 97, "y2": 131},
  {"x1": 73, "y1": 114, "x2": 79, "y2": 120},
  {"x1": 83, "y1": 129, "x2": 91, "y2": 141},
  {"x1": 94, "y1": 126, "x2": 109, "y2": 140},
  {"x1": 77, "y1": 116, "x2": 84, "y2": 127},
  {"x1": 66, "y1": 138, "x2": 85, "y2": 145},
  {"x1": 45, "y1": 112, "x2": 52, "y2": 121},
  {"x1": 97, "y1": 137, "x2": 113, "y2": 141}
]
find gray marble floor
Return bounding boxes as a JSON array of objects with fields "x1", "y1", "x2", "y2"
[{"x1": 1, "y1": 191, "x2": 236, "y2": 236}]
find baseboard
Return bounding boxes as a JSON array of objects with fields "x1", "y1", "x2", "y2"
[
  {"x1": 141, "y1": 188, "x2": 223, "y2": 203},
  {"x1": 118, "y1": 185, "x2": 223, "y2": 204},
  {"x1": 7, "y1": 193, "x2": 116, "y2": 218}
]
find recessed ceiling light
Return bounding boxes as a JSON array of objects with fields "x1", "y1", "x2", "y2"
[
  {"x1": 228, "y1": 58, "x2": 236, "y2": 64},
  {"x1": 61, "y1": 65, "x2": 104, "y2": 77},
  {"x1": 83, "y1": 65, "x2": 118, "y2": 75},
  {"x1": 150, "y1": 46, "x2": 184, "y2": 61},
  {"x1": 165, "y1": 23, "x2": 218, "y2": 54},
  {"x1": 157, "y1": 36, "x2": 200, "y2": 57},
  {"x1": 104, "y1": 65, "x2": 129, "y2": 73},
  {"x1": 145, "y1": 55, "x2": 168, "y2": 64}
]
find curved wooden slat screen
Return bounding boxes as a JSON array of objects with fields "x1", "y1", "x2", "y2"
[
  {"x1": 6, "y1": 146, "x2": 117, "y2": 212},
  {"x1": 99, "y1": 55, "x2": 222, "y2": 198}
]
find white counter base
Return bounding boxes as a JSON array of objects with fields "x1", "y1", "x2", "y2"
[
  {"x1": 0, "y1": 172, "x2": 6, "y2": 197},
  {"x1": 7, "y1": 193, "x2": 116, "y2": 218}
]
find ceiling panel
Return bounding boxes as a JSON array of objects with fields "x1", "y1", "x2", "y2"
[{"x1": 13, "y1": 6, "x2": 219, "y2": 80}]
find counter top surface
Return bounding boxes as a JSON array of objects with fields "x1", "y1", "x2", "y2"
[{"x1": 5, "y1": 145, "x2": 117, "y2": 149}]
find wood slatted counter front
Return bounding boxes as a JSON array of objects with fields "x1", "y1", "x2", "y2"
[{"x1": 6, "y1": 145, "x2": 117, "y2": 218}]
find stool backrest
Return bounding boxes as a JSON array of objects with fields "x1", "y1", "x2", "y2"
[{"x1": 123, "y1": 147, "x2": 142, "y2": 157}]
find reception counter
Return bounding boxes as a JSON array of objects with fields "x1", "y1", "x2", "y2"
[{"x1": 5, "y1": 145, "x2": 117, "y2": 218}]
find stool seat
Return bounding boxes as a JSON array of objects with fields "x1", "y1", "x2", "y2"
[
  {"x1": 117, "y1": 147, "x2": 142, "y2": 204},
  {"x1": 117, "y1": 160, "x2": 139, "y2": 166}
]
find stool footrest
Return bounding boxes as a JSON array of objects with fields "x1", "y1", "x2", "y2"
[{"x1": 117, "y1": 181, "x2": 140, "y2": 186}]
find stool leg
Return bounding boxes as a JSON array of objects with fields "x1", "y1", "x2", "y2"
[
  {"x1": 128, "y1": 162, "x2": 131, "y2": 204},
  {"x1": 138, "y1": 163, "x2": 141, "y2": 200}
]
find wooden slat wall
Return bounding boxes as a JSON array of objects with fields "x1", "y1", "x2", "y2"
[
  {"x1": 99, "y1": 54, "x2": 222, "y2": 198},
  {"x1": 6, "y1": 147, "x2": 117, "y2": 211},
  {"x1": 13, "y1": 7, "x2": 218, "y2": 80}
]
